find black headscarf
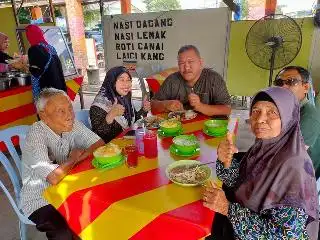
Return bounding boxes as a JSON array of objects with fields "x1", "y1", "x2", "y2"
[{"x1": 92, "y1": 66, "x2": 134, "y2": 126}]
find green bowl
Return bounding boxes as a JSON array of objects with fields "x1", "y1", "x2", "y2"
[
  {"x1": 159, "y1": 120, "x2": 182, "y2": 134},
  {"x1": 204, "y1": 120, "x2": 228, "y2": 136},
  {"x1": 93, "y1": 145, "x2": 123, "y2": 165},
  {"x1": 172, "y1": 135, "x2": 199, "y2": 155}
]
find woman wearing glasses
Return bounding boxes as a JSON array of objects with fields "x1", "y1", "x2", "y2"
[
  {"x1": 274, "y1": 66, "x2": 320, "y2": 180},
  {"x1": 203, "y1": 87, "x2": 318, "y2": 240}
]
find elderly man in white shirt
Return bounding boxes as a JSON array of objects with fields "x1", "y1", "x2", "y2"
[{"x1": 20, "y1": 88, "x2": 104, "y2": 240}]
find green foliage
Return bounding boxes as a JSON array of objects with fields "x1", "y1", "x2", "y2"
[
  {"x1": 143, "y1": 0, "x2": 181, "y2": 12},
  {"x1": 83, "y1": 5, "x2": 101, "y2": 28},
  {"x1": 54, "y1": 7, "x2": 62, "y2": 18},
  {"x1": 18, "y1": 8, "x2": 30, "y2": 24},
  {"x1": 240, "y1": 0, "x2": 249, "y2": 20}
]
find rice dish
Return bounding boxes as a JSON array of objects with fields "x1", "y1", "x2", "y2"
[
  {"x1": 160, "y1": 120, "x2": 180, "y2": 128},
  {"x1": 94, "y1": 143, "x2": 121, "y2": 157},
  {"x1": 173, "y1": 136, "x2": 199, "y2": 146}
]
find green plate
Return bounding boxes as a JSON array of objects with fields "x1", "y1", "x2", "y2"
[
  {"x1": 158, "y1": 127, "x2": 183, "y2": 137},
  {"x1": 165, "y1": 160, "x2": 212, "y2": 187},
  {"x1": 203, "y1": 128, "x2": 228, "y2": 137},
  {"x1": 92, "y1": 155, "x2": 125, "y2": 169},
  {"x1": 169, "y1": 144, "x2": 200, "y2": 157}
]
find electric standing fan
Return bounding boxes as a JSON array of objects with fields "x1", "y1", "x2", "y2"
[{"x1": 245, "y1": 14, "x2": 302, "y2": 86}]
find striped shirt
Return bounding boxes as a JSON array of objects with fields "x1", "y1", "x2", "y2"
[{"x1": 20, "y1": 120, "x2": 101, "y2": 217}]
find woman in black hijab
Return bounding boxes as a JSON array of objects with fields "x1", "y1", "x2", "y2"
[{"x1": 90, "y1": 66, "x2": 150, "y2": 143}]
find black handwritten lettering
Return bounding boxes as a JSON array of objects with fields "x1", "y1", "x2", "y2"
[
  {"x1": 136, "y1": 31, "x2": 166, "y2": 40},
  {"x1": 140, "y1": 53, "x2": 146, "y2": 60},
  {"x1": 161, "y1": 31, "x2": 166, "y2": 39},
  {"x1": 117, "y1": 52, "x2": 137, "y2": 60},
  {"x1": 135, "y1": 18, "x2": 174, "y2": 29},
  {"x1": 136, "y1": 20, "x2": 141, "y2": 28},
  {"x1": 115, "y1": 33, "x2": 134, "y2": 41}
]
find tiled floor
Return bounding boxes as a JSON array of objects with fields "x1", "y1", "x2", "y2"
[{"x1": 0, "y1": 92, "x2": 255, "y2": 240}]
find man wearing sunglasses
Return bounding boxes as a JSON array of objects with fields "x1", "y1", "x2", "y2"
[{"x1": 274, "y1": 66, "x2": 320, "y2": 179}]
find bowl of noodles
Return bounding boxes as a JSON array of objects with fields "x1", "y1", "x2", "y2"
[
  {"x1": 166, "y1": 160, "x2": 211, "y2": 187},
  {"x1": 159, "y1": 119, "x2": 182, "y2": 134},
  {"x1": 93, "y1": 143, "x2": 123, "y2": 165}
]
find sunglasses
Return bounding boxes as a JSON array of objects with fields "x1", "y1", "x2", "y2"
[{"x1": 273, "y1": 77, "x2": 303, "y2": 87}]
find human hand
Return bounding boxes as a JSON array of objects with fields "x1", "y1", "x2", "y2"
[
  {"x1": 69, "y1": 149, "x2": 85, "y2": 164},
  {"x1": 188, "y1": 93, "x2": 201, "y2": 108},
  {"x1": 142, "y1": 95, "x2": 151, "y2": 112},
  {"x1": 166, "y1": 100, "x2": 184, "y2": 112},
  {"x1": 108, "y1": 98, "x2": 125, "y2": 118},
  {"x1": 203, "y1": 180, "x2": 229, "y2": 216},
  {"x1": 10, "y1": 59, "x2": 26, "y2": 70},
  {"x1": 217, "y1": 132, "x2": 238, "y2": 168}
]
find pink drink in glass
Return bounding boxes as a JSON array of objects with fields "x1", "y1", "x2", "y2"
[{"x1": 143, "y1": 130, "x2": 158, "y2": 158}]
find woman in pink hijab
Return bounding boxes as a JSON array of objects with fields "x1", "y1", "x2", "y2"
[{"x1": 25, "y1": 24, "x2": 67, "y2": 99}]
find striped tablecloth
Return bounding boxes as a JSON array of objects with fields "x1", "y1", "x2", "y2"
[
  {"x1": 43, "y1": 115, "x2": 239, "y2": 240},
  {"x1": 0, "y1": 76, "x2": 83, "y2": 130}
]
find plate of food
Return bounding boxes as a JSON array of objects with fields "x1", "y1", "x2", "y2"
[
  {"x1": 166, "y1": 160, "x2": 211, "y2": 187},
  {"x1": 168, "y1": 110, "x2": 197, "y2": 121},
  {"x1": 137, "y1": 116, "x2": 164, "y2": 129}
]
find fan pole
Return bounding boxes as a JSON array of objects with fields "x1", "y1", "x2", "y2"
[{"x1": 268, "y1": 49, "x2": 276, "y2": 86}]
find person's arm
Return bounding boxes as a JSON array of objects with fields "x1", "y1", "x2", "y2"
[
  {"x1": 193, "y1": 103, "x2": 231, "y2": 116},
  {"x1": 151, "y1": 75, "x2": 184, "y2": 113},
  {"x1": 195, "y1": 71, "x2": 231, "y2": 116},
  {"x1": 216, "y1": 159, "x2": 240, "y2": 187},
  {"x1": 151, "y1": 99, "x2": 184, "y2": 113},
  {"x1": 89, "y1": 105, "x2": 123, "y2": 143},
  {"x1": 28, "y1": 46, "x2": 47, "y2": 77},
  {"x1": 0, "y1": 63, "x2": 9, "y2": 72},
  {"x1": 72, "y1": 120, "x2": 105, "y2": 160},
  {"x1": 228, "y1": 203, "x2": 310, "y2": 239},
  {"x1": 46, "y1": 151, "x2": 80, "y2": 185},
  {"x1": 22, "y1": 136, "x2": 79, "y2": 186},
  {"x1": 300, "y1": 107, "x2": 320, "y2": 148}
]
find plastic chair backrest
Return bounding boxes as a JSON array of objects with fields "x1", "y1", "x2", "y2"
[
  {"x1": 0, "y1": 179, "x2": 34, "y2": 225},
  {"x1": 75, "y1": 109, "x2": 91, "y2": 129},
  {"x1": 0, "y1": 125, "x2": 30, "y2": 176}
]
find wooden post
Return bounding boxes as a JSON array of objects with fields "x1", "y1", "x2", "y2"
[
  {"x1": 48, "y1": 0, "x2": 56, "y2": 25},
  {"x1": 121, "y1": 0, "x2": 131, "y2": 14},
  {"x1": 10, "y1": 0, "x2": 19, "y2": 25},
  {"x1": 265, "y1": 0, "x2": 277, "y2": 15}
]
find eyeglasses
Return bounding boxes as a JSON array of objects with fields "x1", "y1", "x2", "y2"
[{"x1": 273, "y1": 77, "x2": 303, "y2": 87}]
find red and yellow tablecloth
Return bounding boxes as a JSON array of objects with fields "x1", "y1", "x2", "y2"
[
  {"x1": 43, "y1": 116, "x2": 239, "y2": 240},
  {"x1": 146, "y1": 67, "x2": 178, "y2": 93},
  {"x1": 0, "y1": 76, "x2": 83, "y2": 151},
  {"x1": 0, "y1": 76, "x2": 83, "y2": 130}
]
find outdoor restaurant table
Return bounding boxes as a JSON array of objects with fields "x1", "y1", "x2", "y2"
[{"x1": 43, "y1": 115, "x2": 239, "y2": 240}]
